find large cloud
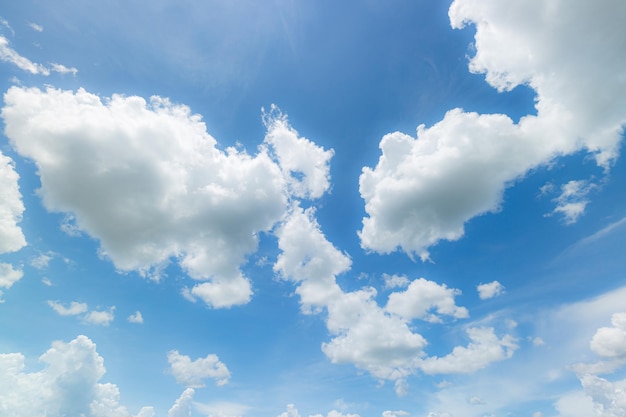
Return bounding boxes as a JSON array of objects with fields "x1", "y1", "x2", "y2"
[
  {"x1": 0, "y1": 150, "x2": 25, "y2": 254},
  {"x1": 274, "y1": 205, "x2": 513, "y2": 395},
  {"x1": 2, "y1": 87, "x2": 332, "y2": 308},
  {"x1": 0, "y1": 335, "x2": 154, "y2": 417},
  {"x1": 359, "y1": 0, "x2": 626, "y2": 259}
]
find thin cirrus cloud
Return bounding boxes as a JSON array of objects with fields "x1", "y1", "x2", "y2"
[{"x1": 358, "y1": 0, "x2": 626, "y2": 261}]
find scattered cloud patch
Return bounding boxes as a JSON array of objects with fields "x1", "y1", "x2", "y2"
[
  {"x1": 167, "y1": 350, "x2": 230, "y2": 388},
  {"x1": 28, "y1": 22, "x2": 43, "y2": 32},
  {"x1": 0, "y1": 151, "x2": 26, "y2": 253},
  {"x1": 0, "y1": 263, "x2": 23, "y2": 302},
  {"x1": 30, "y1": 251, "x2": 53, "y2": 269},
  {"x1": 83, "y1": 307, "x2": 115, "y2": 326},
  {"x1": 48, "y1": 300, "x2": 88, "y2": 316},
  {"x1": 194, "y1": 400, "x2": 251, "y2": 417},
  {"x1": 550, "y1": 180, "x2": 596, "y2": 224},
  {"x1": 477, "y1": 281, "x2": 505, "y2": 300},
  {"x1": 382, "y1": 274, "x2": 410, "y2": 290},
  {"x1": 127, "y1": 311, "x2": 144, "y2": 324},
  {"x1": 48, "y1": 300, "x2": 115, "y2": 326}
]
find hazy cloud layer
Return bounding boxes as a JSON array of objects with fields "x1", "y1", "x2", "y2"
[{"x1": 359, "y1": 0, "x2": 626, "y2": 259}]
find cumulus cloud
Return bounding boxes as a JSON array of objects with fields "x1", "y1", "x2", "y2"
[
  {"x1": 0, "y1": 150, "x2": 26, "y2": 254},
  {"x1": 194, "y1": 400, "x2": 251, "y2": 417},
  {"x1": 127, "y1": 311, "x2": 144, "y2": 324},
  {"x1": 167, "y1": 388, "x2": 194, "y2": 417},
  {"x1": 0, "y1": 262, "x2": 23, "y2": 302},
  {"x1": 476, "y1": 281, "x2": 505, "y2": 300},
  {"x1": 386, "y1": 278, "x2": 468, "y2": 323},
  {"x1": 275, "y1": 205, "x2": 513, "y2": 395},
  {"x1": 83, "y1": 308, "x2": 115, "y2": 326},
  {"x1": 359, "y1": 0, "x2": 626, "y2": 260},
  {"x1": 2, "y1": 87, "x2": 332, "y2": 309},
  {"x1": 48, "y1": 300, "x2": 89, "y2": 316},
  {"x1": 167, "y1": 350, "x2": 230, "y2": 388},
  {"x1": 0, "y1": 335, "x2": 153, "y2": 417},
  {"x1": 383, "y1": 274, "x2": 410, "y2": 290},
  {"x1": 420, "y1": 327, "x2": 518, "y2": 374},
  {"x1": 590, "y1": 313, "x2": 626, "y2": 359}
]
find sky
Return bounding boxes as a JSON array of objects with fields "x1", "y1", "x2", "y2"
[{"x1": 0, "y1": 0, "x2": 626, "y2": 416}]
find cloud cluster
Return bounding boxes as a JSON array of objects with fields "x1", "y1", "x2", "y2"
[
  {"x1": 2, "y1": 87, "x2": 333, "y2": 309},
  {"x1": 274, "y1": 205, "x2": 515, "y2": 395},
  {"x1": 167, "y1": 350, "x2": 231, "y2": 388},
  {"x1": 0, "y1": 335, "x2": 155, "y2": 417},
  {"x1": 48, "y1": 300, "x2": 115, "y2": 326},
  {"x1": 359, "y1": 0, "x2": 626, "y2": 259}
]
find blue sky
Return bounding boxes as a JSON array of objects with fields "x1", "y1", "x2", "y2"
[{"x1": 1, "y1": 1, "x2": 626, "y2": 416}]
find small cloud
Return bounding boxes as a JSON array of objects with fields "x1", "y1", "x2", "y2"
[
  {"x1": 477, "y1": 281, "x2": 505, "y2": 300},
  {"x1": 382, "y1": 411, "x2": 409, "y2": 417},
  {"x1": 127, "y1": 311, "x2": 143, "y2": 324},
  {"x1": 0, "y1": 17, "x2": 14, "y2": 35},
  {"x1": 383, "y1": 273, "x2": 410, "y2": 289},
  {"x1": 168, "y1": 350, "x2": 231, "y2": 388},
  {"x1": 531, "y1": 336, "x2": 545, "y2": 346},
  {"x1": 41, "y1": 277, "x2": 53, "y2": 286},
  {"x1": 29, "y1": 23, "x2": 43, "y2": 32},
  {"x1": 31, "y1": 252, "x2": 53, "y2": 269},
  {"x1": 0, "y1": 263, "x2": 23, "y2": 302},
  {"x1": 467, "y1": 396, "x2": 486, "y2": 405},
  {"x1": 50, "y1": 63, "x2": 78, "y2": 76},
  {"x1": 548, "y1": 180, "x2": 596, "y2": 224},
  {"x1": 48, "y1": 300, "x2": 88, "y2": 316},
  {"x1": 83, "y1": 307, "x2": 115, "y2": 326}
]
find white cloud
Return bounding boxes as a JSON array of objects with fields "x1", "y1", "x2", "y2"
[
  {"x1": 550, "y1": 180, "x2": 596, "y2": 224},
  {"x1": 31, "y1": 251, "x2": 53, "y2": 269},
  {"x1": 48, "y1": 300, "x2": 89, "y2": 316},
  {"x1": 2, "y1": 87, "x2": 332, "y2": 309},
  {"x1": 48, "y1": 301, "x2": 115, "y2": 326},
  {"x1": 167, "y1": 388, "x2": 194, "y2": 417},
  {"x1": 359, "y1": 0, "x2": 626, "y2": 260},
  {"x1": 420, "y1": 327, "x2": 518, "y2": 374},
  {"x1": 194, "y1": 400, "x2": 250, "y2": 417},
  {"x1": 29, "y1": 22, "x2": 43, "y2": 32},
  {"x1": 0, "y1": 335, "x2": 154, "y2": 417},
  {"x1": 382, "y1": 274, "x2": 410, "y2": 290},
  {"x1": 167, "y1": 350, "x2": 230, "y2": 388},
  {"x1": 386, "y1": 278, "x2": 469, "y2": 323},
  {"x1": 83, "y1": 308, "x2": 115, "y2": 326},
  {"x1": 382, "y1": 411, "x2": 409, "y2": 417},
  {"x1": 263, "y1": 105, "x2": 334, "y2": 199},
  {"x1": 0, "y1": 262, "x2": 23, "y2": 302},
  {"x1": 476, "y1": 281, "x2": 505, "y2": 300},
  {"x1": 579, "y1": 374, "x2": 626, "y2": 417},
  {"x1": 278, "y1": 405, "x2": 361, "y2": 417},
  {"x1": 50, "y1": 62, "x2": 78, "y2": 76},
  {"x1": 590, "y1": 313, "x2": 626, "y2": 359},
  {"x1": 127, "y1": 311, "x2": 144, "y2": 324},
  {"x1": 0, "y1": 151, "x2": 26, "y2": 254},
  {"x1": 0, "y1": 35, "x2": 50, "y2": 75},
  {"x1": 278, "y1": 404, "x2": 301, "y2": 417}
]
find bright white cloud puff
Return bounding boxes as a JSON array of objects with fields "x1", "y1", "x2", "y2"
[
  {"x1": 167, "y1": 350, "x2": 231, "y2": 388},
  {"x1": 0, "y1": 151, "x2": 25, "y2": 254},
  {"x1": 477, "y1": 281, "x2": 505, "y2": 300},
  {"x1": 359, "y1": 0, "x2": 626, "y2": 260}
]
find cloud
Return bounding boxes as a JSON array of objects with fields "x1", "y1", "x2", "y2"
[
  {"x1": 0, "y1": 263, "x2": 23, "y2": 302},
  {"x1": 386, "y1": 278, "x2": 469, "y2": 323},
  {"x1": 83, "y1": 308, "x2": 115, "y2": 326},
  {"x1": 2, "y1": 87, "x2": 332, "y2": 309},
  {"x1": 382, "y1": 411, "x2": 409, "y2": 417},
  {"x1": 0, "y1": 30, "x2": 77, "y2": 76},
  {"x1": 127, "y1": 311, "x2": 144, "y2": 324},
  {"x1": 29, "y1": 22, "x2": 43, "y2": 32},
  {"x1": 48, "y1": 300, "x2": 89, "y2": 316},
  {"x1": 48, "y1": 301, "x2": 115, "y2": 326},
  {"x1": 275, "y1": 205, "x2": 514, "y2": 395},
  {"x1": 420, "y1": 327, "x2": 518, "y2": 374},
  {"x1": 167, "y1": 350, "x2": 230, "y2": 388},
  {"x1": 382, "y1": 274, "x2": 410, "y2": 290},
  {"x1": 167, "y1": 388, "x2": 194, "y2": 417},
  {"x1": 550, "y1": 180, "x2": 596, "y2": 224},
  {"x1": 194, "y1": 400, "x2": 251, "y2": 417},
  {"x1": 359, "y1": 0, "x2": 626, "y2": 260},
  {"x1": 31, "y1": 251, "x2": 54, "y2": 269},
  {"x1": 589, "y1": 313, "x2": 626, "y2": 359},
  {"x1": 0, "y1": 335, "x2": 154, "y2": 417},
  {"x1": 476, "y1": 281, "x2": 505, "y2": 300},
  {"x1": 0, "y1": 151, "x2": 26, "y2": 254},
  {"x1": 279, "y1": 405, "x2": 361, "y2": 417}
]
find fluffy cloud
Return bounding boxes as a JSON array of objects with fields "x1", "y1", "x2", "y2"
[
  {"x1": 550, "y1": 180, "x2": 596, "y2": 224},
  {"x1": 275, "y1": 205, "x2": 512, "y2": 395},
  {"x1": 48, "y1": 300, "x2": 89, "y2": 316},
  {"x1": 0, "y1": 335, "x2": 151, "y2": 417},
  {"x1": 2, "y1": 87, "x2": 332, "y2": 308},
  {"x1": 590, "y1": 313, "x2": 626, "y2": 359},
  {"x1": 83, "y1": 308, "x2": 115, "y2": 326},
  {"x1": 167, "y1": 350, "x2": 230, "y2": 388},
  {"x1": 128, "y1": 311, "x2": 144, "y2": 324},
  {"x1": 0, "y1": 150, "x2": 25, "y2": 253},
  {"x1": 386, "y1": 278, "x2": 468, "y2": 322},
  {"x1": 359, "y1": 0, "x2": 626, "y2": 260},
  {"x1": 167, "y1": 388, "x2": 194, "y2": 417},
  {"x1": 420, "y1": 327, "x2": 517, "y2": 374},
  {"x1": 0, "y1": 262, "x2": 23, "y2": 302},
  {"x1": 476, "y1": 281, "x2": 505, "y2": 300}
]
